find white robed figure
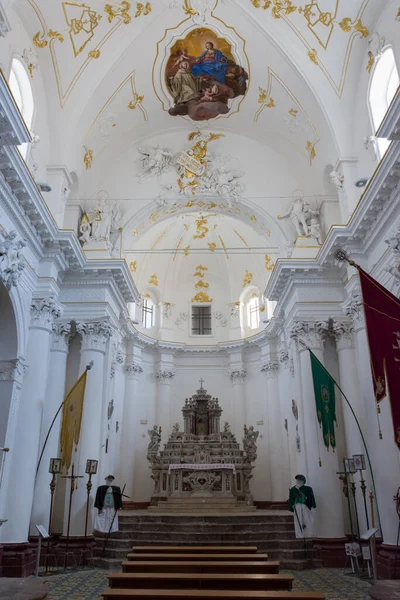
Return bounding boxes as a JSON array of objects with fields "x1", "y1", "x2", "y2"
[
  {"x1": 288, "y1": 474, "x2": 316, "y2": 539},
  {"x1": 94, "y1": 475, "x2": 122, "y2": 533}
]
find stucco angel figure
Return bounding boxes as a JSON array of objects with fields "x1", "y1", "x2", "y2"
[
  {"x1": 147, "y1": 425, "x2": 161, "y2": 455},
  {"x1": 309, "y1": 217, "x2": 322, "y2": 245},
  {"x1": 278, "y1": 196, "x2": 311, "y2": 237},
  {"x1": 330, "y1": 170, "x2": 344, "y2": 190},
  {"x1": 137, "y1": 145, "x2": 173, "y2": 182},
  {"x1": 243, "y1": 425, "x2": 259, "y2": 462},
  {"x1": 0, "y1": 230, "x2": 27, "y2": 290},
  {"x1": 385, "y1": 226, "x2": 400, "y2": 254}
]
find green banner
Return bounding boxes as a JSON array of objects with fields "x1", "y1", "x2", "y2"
[{"x1": 310, "y1": 350, "x2": 337, "y2": 451}]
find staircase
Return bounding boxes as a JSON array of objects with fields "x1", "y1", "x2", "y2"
[{"x1": 93, "y1": 510, "x2": 315, "y2": 571}]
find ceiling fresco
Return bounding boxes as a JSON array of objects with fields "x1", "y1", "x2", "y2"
[{"x1": 165, "y1": 28, "x2": 249, "y2": 121}]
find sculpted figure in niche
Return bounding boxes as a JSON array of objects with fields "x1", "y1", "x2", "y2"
[
  {"x1": 278, "y1": 195, "x2": 321, "y2": 240},
  {"x1": 79, "y1": 199, "x2": 121, "y2": 253},
  {"x1": 137, "y1": 145, "x2": 173, "y2": 181}
]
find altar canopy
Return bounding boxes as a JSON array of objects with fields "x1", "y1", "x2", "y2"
[{"x1": 147, "y1": 382, "x2": 258, "y2": 511}]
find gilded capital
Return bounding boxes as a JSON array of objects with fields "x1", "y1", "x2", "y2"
[
  {"x1": 30, "y1": 297, "x2": 63, "y2": 332},
  {"x1": 77, "y1": 321, "x2": 113, "y2": 353},
  {"x1": 51, "y1": 322, "x2": 71, "y2": 352}
]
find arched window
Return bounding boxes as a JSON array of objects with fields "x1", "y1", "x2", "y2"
[
  {"x1": 247, "y1": 296, "x2": 260, "y2": 330},
  {"x1": 369, "y1": 48, "x2": 399, "y2": 157},
  {"x1": 142, "y1": 296, "x2": 155, "y2": 328},
  {"x1": 8, "y1": 58, "x2": 34, "y2": 158}
]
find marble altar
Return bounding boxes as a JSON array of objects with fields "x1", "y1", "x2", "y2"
[{"x1": 147, "y1": 382, "x2": 258, "y2": 511}]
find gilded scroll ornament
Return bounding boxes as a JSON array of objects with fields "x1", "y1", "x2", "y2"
[
  {"x1": 105, "y1": 1, "x2": 131, "y2": 24},
  {"x1": 33, "y1": 29, "x2": 64, "y2": 48},
  {"x1": 194, "y1": 265, "x2": 208, "y2": 277},
  {"x1": 129, "y1": 261, "x2": 137, "y2": 272},
  {"x1": 88, "y1": 49, "x2": 100, "y2": 59},
  {"x1": 339, "y1": 17, "x2": 368, "y2": 38},
  {"x1": 149, "y1": 273, "x2": 159, "y2": 286},
  {"x1": 183, "y1": 246, "x2": 190, "y2": 256},
  {"x1": 193, "y1": 219, "x2": 209, "y2": 240},
  {"x1": 288, "y1": 108, "x2": 298, "y2": 117},
  {"x1": 182, "y1": 0, "x2": 198, "y2": 16},
  {"x1": 208, "y1": 242, "x2": 216, "y2": 252},
  {"x1": 192, "y1": 292, "x2": 213, "y2": 303}
]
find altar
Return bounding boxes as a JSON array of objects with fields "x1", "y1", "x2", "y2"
[{"x1": 146, "y1": 381, "x2": 259, "y2": 511}]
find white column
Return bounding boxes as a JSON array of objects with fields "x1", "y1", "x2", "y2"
[
  {"x1": 155, "y1": 369, "x2": 175, "y2": 437},
  {"x1": 30, "y1": 322, "x2": 71, "y2": 534},
  {"x1": 66, "y1": 321, "x2": 112, "y2": 537},
  {"x1": 229, "y1": 369, "x2": 247, "y2": 440},
  {"x1": 291, "y1": 321, "x2": 345, "y2": 538},
  {"x1": 278, "y1": 347, "x2": 298, "y2": 485},
  {"x1": 345, "y1": 291, "x2": 400, "y2": 544},
  {"x1": 1, "y1": 298, "x2": 63, "y2": 542},
  {"x1": 0, "y1": 358, "x2": 27, "y2": 525},
  {"x1": 120, "y1": 359, "x2": 143, "y2": 500},
  {"x1": 332, "y1": 320, "x2": 368, "y2": 532},
  {"x1": 261, "y1": 359, "x2": 287, "y2": 500}
]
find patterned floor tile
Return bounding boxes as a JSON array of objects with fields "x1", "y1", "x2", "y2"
[{"x1": 45, "y1": 567, "x2": 372, "y2": 600}]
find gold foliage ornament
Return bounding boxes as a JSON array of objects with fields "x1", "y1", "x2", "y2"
[
  {"x1": 307, "y1": 48, "x2": 318, "y2": 65},
  {"x1": 306, "y1": 141, "x2": 317, "y2": 164},
  {"x1": 194, "y1": 265, "x2": 208, "y2": 277},
  {"x1": 105, "y1": 1, "x2": 132, "y2": 24},
  {"x1": 135, "y1": 2, "x2": 152, "y2": 17},
  {"x1": 193, "y1": 219, "x2": 209, "y2": 240},
  {"x1": 242, "y1": 270, "x2": 253, "y2": 287},
  {"x1": 265, "y1": 254, "x2": 275, "y2": 271},
  {"x1": 128, "y1": 92, "x2": 144, "y2": 109},
  {"x1": 192, "y1": 291, "x2": 213, "y2": 303},
  {"x1": 366, "y1": 51, "x2": 375, "y2": 73},
  {"x1": 83, "y1": 148, "x2": 93, "y2": 170},
  {"x1": 129, "y1": 261, "x2": 137, "y2": 272},
  {"x1": 195, "y1": 280, "x2": 210, "y2": 289},
  {"x1": 33, "y1": 29, "x2": 64, "y2": 48},
  {"x1": 148, "y1": 273, "x2": 158, "y2": 286},
  {"x1": 339, "y1": 17, "x2": 368, "y2": 38},
  {"x1": 208, "y1": 242, "x2": 216, "y2": 252},
  {"x1": 88, "y1": 49, "x2": 100, "y2": 59}
]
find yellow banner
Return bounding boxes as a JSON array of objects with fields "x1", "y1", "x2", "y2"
[{"x1": 59, "y1": 370, "x2": 87, "y2": 472}]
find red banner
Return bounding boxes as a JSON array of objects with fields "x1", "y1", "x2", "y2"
[{"x1": 358, "y1": 268, "x2": 400, "y2": 447}]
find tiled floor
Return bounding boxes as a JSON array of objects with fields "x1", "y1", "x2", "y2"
[{"x1": 44, "y1": 567, "x2": 372, "y2": 600}]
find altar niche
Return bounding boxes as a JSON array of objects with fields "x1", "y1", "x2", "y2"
[{"x1": 147, "y1": 381, "x2": 258, "y2": 511}]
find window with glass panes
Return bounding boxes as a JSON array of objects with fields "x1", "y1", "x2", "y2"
[
  {"x1": 191, "y1": 305, "x2": 212, "y2": 335},
  {"x1": 248, "y1": 297, "x2": 260, "y2": 329},
  {"x1": 142, "y1": 298, "x2": 154, "y2": 328}
]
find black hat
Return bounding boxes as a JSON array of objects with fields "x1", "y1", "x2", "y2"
[
  {"x1": 295, "y1": 474, "x2": 306, "y2": 483},
  {"x1": 105, "y1": 475, "x2": 115, "y2": 481}
]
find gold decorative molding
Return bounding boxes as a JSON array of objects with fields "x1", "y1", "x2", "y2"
[
  {"x1": 249, "y1": 0, "x2": 370, "y2": 97},
  {"x1": 148, "y1": 273, "x2": 158, "y2": 286},
  {"x1": 88, "y1": 49, "x2": 100, "y2": 59},
  {"x1": 243, "y1": 270, "x2": 253, "y2": 286},
  {"x1": 192, "y1": 291, "x2": 213, "y2": 303},
  {"x1": 183, "y1": 245, "x2": 190, "y2": 256},
  {"x1": 128, "y1": 92, "x2": 144, "y2": 109},
  {"x1": 62, "y1": 2, "x2": 102, "y2": 57},
  {"x1": 33, "y1": 29, "x2": 64, "y2": 48},
  {"x1": 173, "y1": 237, "x2": 182, "y2": 261},
  {"x1": 151, "y1": 231, "x2": 166, "y2": 250},
  {"x1": 218, "y1": 235, "x2": 229, "y2": 259},
  {"x1": 136, "y1": 2, "x2": 152, "y2": 16},
  {"x1": 194, "y1": 265, "x2": 208, "y2": 277},
  {"x1": 129, "y1": 260, "x2": 137, "y2": 272},
  {"x1": 288, "y1": 108, "x2": 298, "y2": 117},
  {"x1": 208, "y1": 242, "x2": 216, "y2": 252},
  {"x1": 234, "y1": 230, "x2": 249, "y2": 249},
  {"x1": 306, "y1": 140, "x2": 317, "y2": 163}
]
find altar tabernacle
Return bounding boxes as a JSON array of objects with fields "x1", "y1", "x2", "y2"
[{"x1": 146, "y1": 381, "x2": 259, "y2": 512}]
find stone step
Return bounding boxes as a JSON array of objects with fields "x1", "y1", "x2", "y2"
[
  {"x1": 119, "y1": 517, "x2": 294, "y2": 525},
  {"x1": 113, "y1": 533, "x2": 295, "y2": 542},
  {"x1": 118, "y1": 524, "x2": 295, "y2": 533}
]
